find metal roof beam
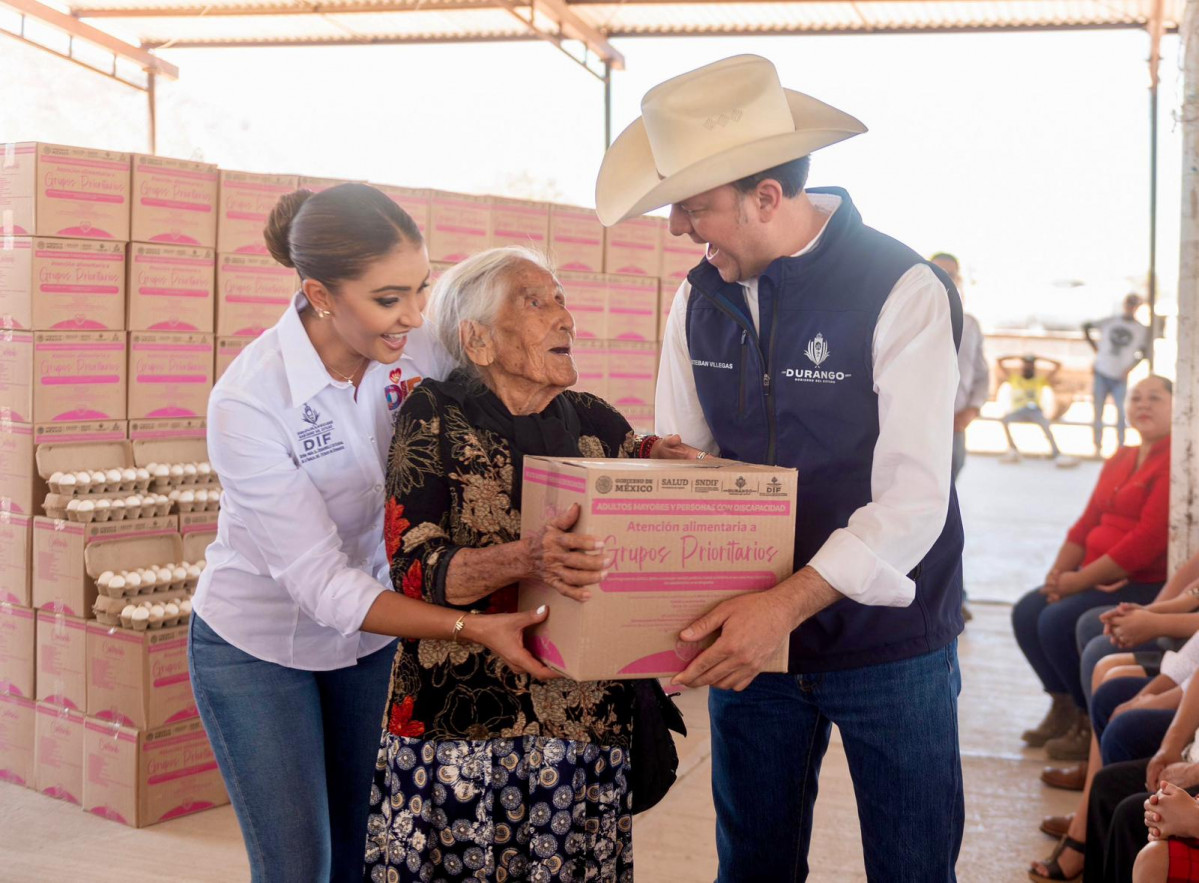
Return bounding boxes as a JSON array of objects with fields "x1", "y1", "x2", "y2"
[
  {"x1": 530, "y1": 0, "x2": 623, "y2": 67},
  {"x1": 77, "y1": 0, "x2": 494, "y2": 16},
  {"x1": 0, "y1": 0, "x2": 178, "y2": 75}
]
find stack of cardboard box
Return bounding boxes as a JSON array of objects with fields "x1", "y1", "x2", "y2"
[{"x1": 0, "y1": 144, "x2": 226, "y2": 826}]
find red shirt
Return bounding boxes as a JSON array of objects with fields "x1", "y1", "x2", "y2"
[{"x1": 1066, "y1": 437, "x2": 1171, "y2": 583}]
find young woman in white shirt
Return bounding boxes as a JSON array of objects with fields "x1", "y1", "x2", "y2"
[{"x1": 188, "y1": 183, "x2": 557, "y2": 882}]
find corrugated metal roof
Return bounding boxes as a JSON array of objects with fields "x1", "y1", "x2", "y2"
[{"x1": 10, "y1": 0, "x2": 1185, "y2": 50}]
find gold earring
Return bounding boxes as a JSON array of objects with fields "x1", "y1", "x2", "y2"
[{"x1": 316, "y1": 308, "x2": 330, "y2": 319}]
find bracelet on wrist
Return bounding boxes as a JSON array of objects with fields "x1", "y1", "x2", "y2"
[{"x1": 452, "y1": 610, "x2": 479, "y2": 643}]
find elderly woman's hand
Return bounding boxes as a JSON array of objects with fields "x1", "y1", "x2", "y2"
[
  {"x1": 523, "y1": 503, "x2": 611, "y2": 602},
  {"x1": 650, "y1": 434, "x2": 706, "y2": 460}
]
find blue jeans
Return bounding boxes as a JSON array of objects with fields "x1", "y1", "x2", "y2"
[
  {"x1": 1093, "y1": 372, "x2": 1128, "y2": 448},
  {"x1": 1011, "y1": 582, "x2": 1162, "y2": 709},
  {"x1": 709, "y1": 642, "x2": 963, "y2": 882},
  {"x1": 188, "y1": 614, "x2": 396, "y2": 883},
  {"x1": 1091, "y1": 676, "x2": 1175, "y2": 765},
  {"x1": 1076, "y1": 606, "x2": 1162, "y2": 708}
]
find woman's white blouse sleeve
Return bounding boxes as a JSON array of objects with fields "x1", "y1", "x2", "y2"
[{"x1": 207, "y1": 394, "x2": 387, "y2": 637}]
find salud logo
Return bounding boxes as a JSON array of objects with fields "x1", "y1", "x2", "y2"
[{"x1": 805, "y1": 333, "x2": 830, "y2": 367}]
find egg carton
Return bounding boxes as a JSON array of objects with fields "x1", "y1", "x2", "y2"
[
  {"x1": 53, "y1": 493, "x2": 173, "y2": 523},
  {"x1": 48, "y1": 467, "x2": 153, "y2": 496},
  {"x1": 145, "y1": 461, "x2": 217, "y2": 492},
  {"x1": 95, "y1": 559, "x2": 206, "y2": 598},
  {"x1": 167, "y1": 485, "x2": 222, "y2": 514},
  {"x1": 93, "y1": 589, "x2": 193, "y2": 623},
  {"x1": 93, "y1": 596, "x2": 194, "y2": 630}
]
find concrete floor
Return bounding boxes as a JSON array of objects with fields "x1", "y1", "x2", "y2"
[{"x1": 0, "y1": 451, "x2": 1106, "y2": 881}]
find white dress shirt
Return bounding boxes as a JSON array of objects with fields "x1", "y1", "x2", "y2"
[
  {"x1": 193, "y1": 294, "x2": 406, "y2": 670},
  {"x1": 655, "y1": 194, "x2": 959, "y2": 608}
]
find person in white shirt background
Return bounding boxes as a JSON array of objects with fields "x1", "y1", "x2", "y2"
[
  {"x1": 596, "y1": 56, "x2": 966, "y2": 880},
  {"x1": 1083, "y1": 293, "x2": 1151, "y2": 456},
  {"x1": 188, "y1": 183, "x2": 557, "y2": 883},
  {"x1": 932, "y1": 252, "x2": 988, "y2": 623}
]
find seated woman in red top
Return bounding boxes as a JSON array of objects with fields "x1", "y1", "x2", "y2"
[{"x1": 1013, "y1": 375, "x2": 1174, "y2": 758}]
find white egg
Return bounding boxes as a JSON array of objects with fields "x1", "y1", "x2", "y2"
[
  {"x1": 77, "y1": 500, "x2": 94, "y2": 512},
  {"x1": 90, "y1": 471, "x2": 106, "y2": 485},
  {"x1": 172, "y1": 566, "x2": 187, "y2": 582},
  {"x1": 74, "y1": 470, "x2": 91, "y2": 485},
  {"x1": 94, "y1": 499, "x2": 110, "y2": 510},
  {"x1": 125, "y1": 572, "x2": 142, "y2": 589},
  {"x1": 183, "y1": 463, "x2": 197, "y2": 478},
  {"x1": 97, "y1": 570, "x2": 114, "y2": 585},
  {"x1": 154, "y1": 464, "x2": 169, "y2": 478},
  {"x1": 179, "y1": 599, "x2": 192, "y2": 615},
  {"x1": 121, "y1": 468, "x2": 137, "y2": 483},
  {"x1": 156, "y1": 567, "x2": 172, "y2": 583},
  {"x1": 66, "y1": 499, "x2": 81, "y2": 512},
  {"x1": 169, "y1": 464, "x2": 184, "y2": 479},
  {"x1": 120, "y1": 604, "x2": 136, "y2": 618},
  {"x1": 179, "y1": 490, "x2": 195, "y2": 504},
  {"x1": 164, "y1": 602, "x2": 180, "y2": 617},
  {"x1": 131, "y1": 607, "x2": 149, "y2": 623},
  {"x1": 108, "y1": 575, "x2": 125, "y2": 591},
  {"x1": 59, "y1": 473, "x2": 76, "y2": 488}
]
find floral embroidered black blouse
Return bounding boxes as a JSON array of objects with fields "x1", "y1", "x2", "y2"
[{"x1": 382, "y1": 378, "x2": 642, "y2": 747}]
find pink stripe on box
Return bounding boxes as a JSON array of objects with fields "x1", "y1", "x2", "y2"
[
  {"x1": 139, "y1": 288, "x2": 208, "y2": 299},
  {"x1": 37, "y1": 604, "x2": 81, "y2": 618},
  {"x1": 36, "y1": 342, "x2": 124, "y2": 351},
  {"x1": 39, "y1": 695, "x2": 80, "y2": 709},
  {"x1": 569, "y1": 305, "x2": 602, "y2": 312},
  {"x1": 151, "y1": 672, "x2": 191, "y2": 688},
  {"x1": 554, "y1": 235, "x2": 600, "y2": 245},
  {"x1": 42, "y1": 787, "x2": 81, "y2": 804},
  {"x1": 492, "y1": 229, "x2": 545, "y2": 241},
  {"x1": 610, "y1": 283, "x2": 656, "y2": 293},
  {"x1": 132, "y1": 343, "x2": 211, "y2": 352},
  {"x1": 602, "y1": 571, "x2": 778, "y2": 593},
  {"x1": 34, "y1": 521, "x2": 84, "y2": 536},
  {"x1": 160, "y1": 801, "x2": 217, "y2": 820},
  {"x1": 529, "y1": 635, "x2": 566, "y2": 668},
  {"x1": 87, "y1": 807, "x2": 130, "y2": 824},
  {"x1": 0, "y1": 770, "x2": 28, "y2": 787},
  {"x1": 134, "y1": 255, "x2": 211, "y2": 267},
  {"x1": 136, "y1": 163, "x2": 217, "y2": 182},
  {"x1": 2, "y1": 240, "x2": 32, "y2": 249},
  {"x1": 591, "y1": 498, "x2": 791, "y2": 516},
  {"x1": 0, "y1": 502, "x2": 26, "y2": 514},
  {"x1": 40, "y1": 376, "x2": 119, "y2": 386},
  {"x1": 40, "y1": 286, "x2": 120, "y2": 295},
  {"x1": 434, "y1": 198, "x2": 488, "y2": 211},
  {"x1": 523, "y1": 466, "x2": 587, "y2": 493},
  {"x1": 618, "y1": 650, "x2": 694, "y2": 676},
  {"x1": 147, "y1": 761, "x2": 218, "y2": 786},
  {"x1": 145, "y1": 407, "x2": 199, "y2": 418},
  {"x1": 0, "y1": 683, "x2": 26, "y2": 697},
  {"x1": 149, "y1": 637, "x2": 188, "y2": 653},
  {"x1": 147, "y1": 234, "x2": 201, "y2": 245},
  {"x1": 138, "y1": 198, "x2": 212, "y2": 213},
  {"x1": 85, "y1": 720, "x2": 137, "y2": 740},
  {"x1": 6, "y1": 145, "x2": 36, "y2": 155},
  {"x1": 434, "y1": 224, "x2": 486, "y2": 236},
  {"x1": 45, "y1": 191, "x2": 123, "y2": 205},
  {"x1": 609, "y1": 308, "x2": 653, "y2": 316},
  {"x1": 37, "y1": 431, "x2": 123, "y2": 442},
  {"x1": 224, "y1": 181, "x2": 290, "y2": 194},
  {"x1": 609, "y1": 241, "x2": 654, "y2": 250},
  {"x1": 5, "y1": 607, "x2": 35, "y2": 621},
  {"x1": 94, "y1": 710, "x2": 136, "y2": 727},
  {"x1": 34, "y1": 250, "x2": 123, "y2": 261},
  {"x1": 226, "y1": 296, "x2": 290, "y2": 306},
  {"x1": 494, "y1": 205, "x2": 547, "y2": 217},
  {"x1": 6, "y1": 424, "x2": 32, "y2": 435},
  {"x1": 220, "y1": 264, "x2": 292, "y2": 276},
  {"x1": 225, "y1": 211, "x2": 267, "y2": 222},
  {"x1": 42, "y1": 156, "x2": 127, "y2": 172},
  {"x1": 232, "y1": 245, "x2": 268, "y2": 255}
]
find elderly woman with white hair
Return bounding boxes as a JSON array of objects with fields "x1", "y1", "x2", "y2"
[{"x1": 363, "y1": 247, "x2": 694, "y2": 882}]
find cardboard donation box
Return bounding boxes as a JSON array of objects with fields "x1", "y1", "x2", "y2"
[
  {"x1": 0, "y1": 237, "x2": 32, "y2": 329},
  {"x1": 0, "y1": 419, "x2": 33, "y2": 514},
  {"x1": 36, "y1": 611, "x2": 87, "y2": 710},
  {"x1": 660, "y1": 230, "x2": 705, "y2": 282},
  {"x1": 23, "y1": 239, "x2": 127, "y2": 331},
  {"x1": 519, "y1": 458, "x2": 797, "y2": 679},
  {"x1": 604, "y1": 216, "x2": 663, "y2": 276},
  {"x1": 556, "y1": 272, "x2": 607, "y2": 340},
  {"x1": 0, "y1": 329, "x2": 33, "y2": 421},
  {"x1": 376, "y1": 185, "x2": 430, "y2": 236},
  {"x1": 607, "y1": 275, "x2": 659, "y2": 341},
  {"x1": 490, "y1": 198, "x2": 549, "y2": 251},
  {"x1": 0, "y1": 143, "x2": 131, "y2": 241},
  {"x1": 216, "y1": 254, "x2": 295, "y2": 337},
  {"x1": 34, "y1": 701, "x2": 83, "y2": 803},
  {"x1": 128, "y1": 332, "x2": 214, "y2": 419},
  {"x1": 32, "y1": 331, "x2": 127, "y2": 422},
  {"x1": 0, "y1": 602, "x2": 35, "y2": 698},
  {"x1": 428, "y1": 191, "x2": 491, "y2": 263},
  {"x1": 0, "y1": 512, "x2": 32, "y2": 606},
  {"x1": 87, "y1": 621, "x2": 194, "y2": 730},
  {"x1": 216, "y1": 171, "x2": 298, "y2": 255},
  {"x1": 127, "y1": 244, "x2": 215, "y2": 332},
  {"x1": 570, "y1": 340, "x2": 607, "y2": 401},
  {"x1": 549, "y1": 205, "x2": 605, "y2": 273},
  {"x1": 214, "y1": 336, "x2": 253, "y2": 381},
  {"x1": 0, "y1": 691, "x2": 35, "y2": 787},
  {"x1": 83, "y1": 717, "x2": 227, "y2": 827},
  {"x1": 130, "y1": 155, "x2": 218, "y2": 248},
  {"x1": 606, "y1": 341, "x2": 657, "y2": 407}
]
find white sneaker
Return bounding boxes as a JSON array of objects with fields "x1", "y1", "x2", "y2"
[
  {"x1": 1054, "y1": 456, "x2": 1080, "y2": 469},
  {"x1": 999, "y1": 451, "x2": 1022, "y2": 464}
]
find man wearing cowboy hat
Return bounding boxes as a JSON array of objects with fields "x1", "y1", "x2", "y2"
[{"x1": 596, "y1": 55, "x2": 965, "y2": 881}]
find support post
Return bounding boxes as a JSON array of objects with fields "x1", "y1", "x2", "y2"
[
  {"x1": 147, "y1": 70, "x2": 157, "y2": 154},
  {"x1": 1149, "y1": 0, "x2": 1165, "y2": 370},
  {"x1": 604, "y1": 60, "x2": 612, "y2": 149},
  {"x1": 1171, "y1": 0, "x2": 1199, "y2": 567}
]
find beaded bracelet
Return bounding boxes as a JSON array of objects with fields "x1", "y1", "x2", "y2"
[{"x1": 637, "y1": 435, "x2": 661, "y2": 459}]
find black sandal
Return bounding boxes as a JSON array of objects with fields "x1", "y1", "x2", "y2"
[{"x1": 1028, "y1": 835, "x2": 1084, "y2": 882}]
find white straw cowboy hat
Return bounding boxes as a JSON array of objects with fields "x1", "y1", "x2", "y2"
[{"x1": 595, "y1": 55, "x2": 867, "y2": 227}]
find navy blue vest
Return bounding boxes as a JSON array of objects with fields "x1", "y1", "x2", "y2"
[{"x1": 684, "y1": 187, "x2": 965, "y2": 673}]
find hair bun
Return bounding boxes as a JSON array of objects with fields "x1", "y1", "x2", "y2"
[{"x1": 263, "y1": 189, "x2": 314, "y2": 268}]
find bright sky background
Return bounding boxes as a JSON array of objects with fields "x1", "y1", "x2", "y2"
[{"x1": 0, "y1": 27, "x2": 1185, "y2": 333}]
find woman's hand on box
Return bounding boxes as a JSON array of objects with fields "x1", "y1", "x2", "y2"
[
  {"x1": 464, "y1": 605, "x2": 561, "y2": 680},
  {"x1": 523, "y1": 503, "x2": 611, "y2": 602}
]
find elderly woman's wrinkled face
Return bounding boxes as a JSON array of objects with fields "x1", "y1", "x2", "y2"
[
  {"x1": 1128, "y1": 377, "x2": 1172, "y2": 443},
  {"x1": 485, "y1": 262, "x2": 578, "y2": 394}
]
